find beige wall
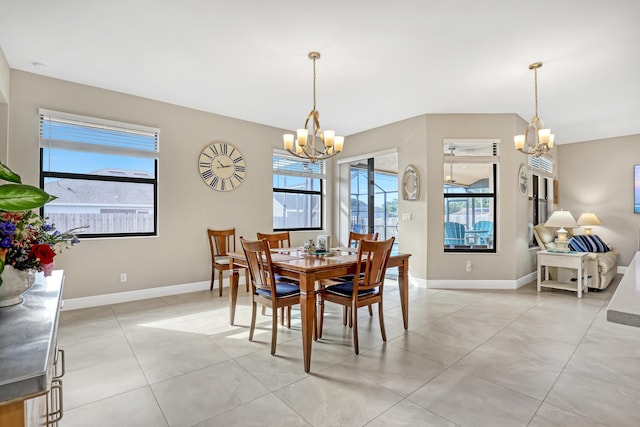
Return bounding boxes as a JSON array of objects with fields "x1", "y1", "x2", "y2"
[
  {"x1": 558, "y1": 134, "x2": 640, "y2": 266},
  {"x1": 0, "y1": 47, "x2": 9, "y2": 163},
  {"x1": 338, "y1": 113, "x2": 539, "y2": 284},
  {"x1": 8, "y1": 70, "x2": 333, "y2": 299},
  {"x1": 0, "y1": 47, "x2": 9, "y2": 104}
]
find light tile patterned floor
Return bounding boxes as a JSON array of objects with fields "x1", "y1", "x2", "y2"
[{"x1": 58, "y1": 275, "x2": 640, "y2": 426}]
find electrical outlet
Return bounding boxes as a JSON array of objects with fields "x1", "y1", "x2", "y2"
[
  {"x1": 120, "y1": 273, "x2": 127, "y2": 283},
  {"x1": 466, "y1": 260, "x2": 472, "y2": 272}
]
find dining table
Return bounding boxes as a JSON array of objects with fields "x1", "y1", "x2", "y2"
[{"x1": 228, "y1": 248, "x2": 411, "y2": 373}]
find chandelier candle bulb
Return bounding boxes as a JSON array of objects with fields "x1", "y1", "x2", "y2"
[
  {"x1": 283, "y1": 134, "x2": 294, "y2": 150},
  {"x1": 297, "y1": 129, "x2": 308, "y2": 147},
  {"x1": 538, "y1": 128, "x2": 551, "y2": 145},
  {"x1": 324, "y1": 130, "x2": 335, "y2": 147}
]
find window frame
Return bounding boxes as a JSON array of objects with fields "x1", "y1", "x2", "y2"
[
  {"x1": 272, "y1": 151, "x2": 324, "y2": 232},
  {"x1": 39, "y1": 109, "x2": 159, "y2": 239},
  {"x1": 442, "y1": 140, "x2": 498, "y2": 254},
  {"x1": 444, "y1": 164, "x2": 497, "y2": 253}
]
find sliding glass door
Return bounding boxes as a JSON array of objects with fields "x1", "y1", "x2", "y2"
[{"x1": 349, "y1": 153, "x2": 398, "y2": 247}]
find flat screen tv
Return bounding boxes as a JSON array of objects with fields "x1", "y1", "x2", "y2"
[{"x1": 635, "y1": 165, "x2": 640, "y2": 213}]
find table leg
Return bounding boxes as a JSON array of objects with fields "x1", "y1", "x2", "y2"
[
  {"x1": 577, "y1": 257, "x2": 584, "y2": 299},
  {"x1": 229, "y1": 268, "x2": 239, "y2": 325},
  {"x1": 299, "y1": 276, "x2": 315, "y2": 373},
  {"x1": 537, "y1": 259, "x2": 541, "y2": 293},
  {"x1": 398, "y1": 259, "x2": 409, "y2": 329}
]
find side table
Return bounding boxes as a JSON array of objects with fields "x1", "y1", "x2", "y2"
[{"x1": 537, "y1": 250, "x2": 589, "y2": 298}]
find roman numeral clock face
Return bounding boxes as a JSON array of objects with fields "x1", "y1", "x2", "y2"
[{"x1": 198, "y1": 142, "x2": 246, "y2": 191}]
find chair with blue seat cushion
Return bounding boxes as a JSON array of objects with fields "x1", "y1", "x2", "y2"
[
  {"x1": 256, "y1": 231, "x2": 298, "y2": 324},
  {"x1": 444, "y1": 222, "x2": 466, "y2": 246},
  {"x1": 241, "y1": 237, "x2": 301, "y2": 355},
  {"x1": 342, "y1": 231, "x2": 379, "y2": 324},
  {"x1": 316, "y1": 237, "x2": 395, "y2": 354}
]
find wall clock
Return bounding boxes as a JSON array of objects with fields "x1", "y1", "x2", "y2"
[
  {"x1": 518, "y1": 163, "x2": 529, "y2": 196},
  {"x1": 402, "y1": 164, "x2": 420, "y2": 201},
  {"x1": 198, "y1": 142, "x2": 246, "y2": 191}
]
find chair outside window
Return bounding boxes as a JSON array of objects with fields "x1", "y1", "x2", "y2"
[
  {"x1": 444, "y1": 221, "x2": 466, "y2": 247},
  {"x1": 316, "y1": 237, "x2": 395, "y2": 354},
  {"x1": 473, "y1": 220, "x2": 494, "y2": 246},
  {"x1": 207, "y1": 228, "x2": 249, "y2": 296},
  {"x1": 240, "y1": 237, "x2": 301, "y2": 355}
]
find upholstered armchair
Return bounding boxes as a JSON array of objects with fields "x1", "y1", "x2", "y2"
[{"x1": 533, "y1": 224, "x2": 618, "y2": 290}]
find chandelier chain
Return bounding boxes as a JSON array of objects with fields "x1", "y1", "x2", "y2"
[
  {"x1": 533, "y1": 66, "x2": 539, "y2": 118},
  {"x1": 312, "y1": 54, "x2": 317, "y2": 111}
]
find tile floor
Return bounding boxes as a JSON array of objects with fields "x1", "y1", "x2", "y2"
[{"x1": 58, "y1": 275, "x2": 640, "y2": 426}]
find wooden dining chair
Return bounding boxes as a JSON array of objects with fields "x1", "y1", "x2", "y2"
[
  {"x1": 256, "y1": 231, "x2": 292, "y2": 249},
  {"x1": 240, "y1": 237, "x2": 301, "y2": 355},
  {"x1": 345, "y1": 231, "x2": 379, "y2": 322},
  {"x1": 316, "y1": 237, "x2": 395, "y2": 354},
  {"x1": 256, "y1": 231, "x2": 297, "y2": 323},
  {"x1": 207, "y1": 228, "x2": 249, "y2": 296}
]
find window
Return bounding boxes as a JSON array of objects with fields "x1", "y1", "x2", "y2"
[
  {"x1": 529, "y1": 155, "x2": 553, "y2": 247},
  {"x1": 443, "y1": 140, "x2": 498, "y2": 253},
  {"x1": 39, "y1": 109, "x2": 159, "y2": 238},
  {"x1": 273, "y1": 152, "x2": 324, "y2": 230}
]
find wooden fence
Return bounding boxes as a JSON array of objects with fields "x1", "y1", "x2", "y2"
[{"x1": 46, "y1": 213, "x2": 154, "y2": 234}]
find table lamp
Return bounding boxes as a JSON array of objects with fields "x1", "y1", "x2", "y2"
[
  {"x1": 577, "y1": 212, "x2": 601, "y2": 235},
  {"x1": 544, "y1": 210, "x2": 578, "y2": 247}
]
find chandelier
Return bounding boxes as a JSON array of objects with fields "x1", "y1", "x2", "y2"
[
  {"x1": 283, "y1": 52, "x2": 344, "y2": 163},
  {"x1": 514, "y1": 62, "x2": 554, "y2": 157}
]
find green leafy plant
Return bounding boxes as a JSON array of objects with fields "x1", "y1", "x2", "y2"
[
  {"x1": 0, "y1": 161, "x2": 55, "y2": 211},
  {"x1": 0, "y1": 161, "x2": 80, "y2": 286}
]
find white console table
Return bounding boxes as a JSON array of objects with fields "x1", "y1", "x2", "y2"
[{"x1": 537, "y1": 251, "x2": 588, "y2": 298}]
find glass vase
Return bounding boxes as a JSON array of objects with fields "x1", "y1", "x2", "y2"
[{"x1": 0, "y1": 265, "x2": 36, "y2": 307}]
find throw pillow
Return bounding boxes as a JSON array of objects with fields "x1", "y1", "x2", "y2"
[{"x1": 568, "y1": 234, "x2": 610, "y2": 253}]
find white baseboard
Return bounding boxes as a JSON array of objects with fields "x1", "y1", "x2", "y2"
[
  {"x1": 62, "y1": 277, "x2": 244, "y2": 311},
  {"x1": 62, "y1": 270, "x2": 546, "y2": 311},
  {"x1": 427, "y1": 271, "x2": 535, "y2": 290}
]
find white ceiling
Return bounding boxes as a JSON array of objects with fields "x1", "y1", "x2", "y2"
[{"x1": 1, "y1": 1, "x2": 639, "y2": 145}]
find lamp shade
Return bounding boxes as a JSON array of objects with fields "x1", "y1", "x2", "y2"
[
  {"x1": 544, "y1": 210, "x2": 578, "y2": 228},
  {"x1": 577, "y1": 212, "x2": 602, "y2": 226}
]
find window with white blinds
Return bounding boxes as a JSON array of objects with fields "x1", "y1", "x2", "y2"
[
  {"x1": 272, "y1": 151, "x2": 324, "y2": 231},
  {"x1": 39, "y1": 109, "x2": 159, "y2": 238}
]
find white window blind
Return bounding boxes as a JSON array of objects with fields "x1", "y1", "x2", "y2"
[
  {"x1": 528, "y1": 155, "x2": 553, "y2": 174},
  {"x1": 273, "y1": 152, "x2": 326, "y2": 179},
  {"x1": 39, "y1": 109, "x2": 159, "y2": 158}
]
